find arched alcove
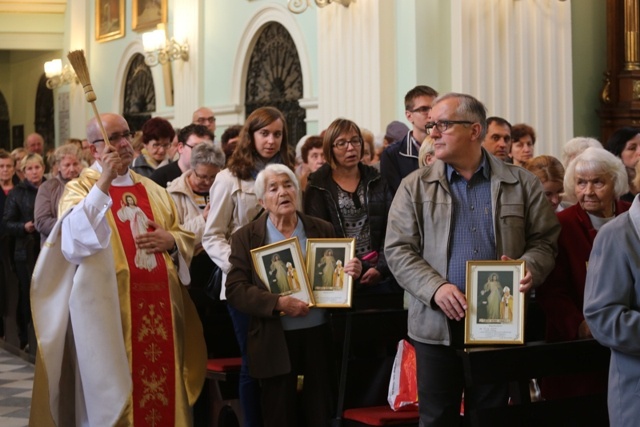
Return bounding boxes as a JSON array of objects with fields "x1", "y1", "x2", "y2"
[
  {"x1": 122, "y1": 53, "x2": 155, "y2": 132},
  {"x1": 245, "y1": 22, "x2": 305, "y2": 146},
  {"x1": 0, "y1": 91, "x2": 9, "y2": 150},
  {"x1": 35, "y1": 74, "x2": 54, "y2": 148}
]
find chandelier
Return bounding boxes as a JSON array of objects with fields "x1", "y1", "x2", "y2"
[{"x1": 288, "y1": 0, "x2": 355, "y2": 14}]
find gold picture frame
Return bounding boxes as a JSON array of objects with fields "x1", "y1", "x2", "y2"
[
  {"x1": 464, "y1": 260, "x2": 526, "y2": 345},
  {"x1": 132, "y1": 0, "x2": 167, "y2": 32},
  {"x1": 251, "y1": 237, "x2": 315, "y2": 306},
  {"x1": 306, "y1": 238, "x2": 355, "y2": 308},
  {"x1": 95, "y1": 0, "x2": 125, "y2": 42}
]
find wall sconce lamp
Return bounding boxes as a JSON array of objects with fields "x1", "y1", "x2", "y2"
[
  {"x1": 44, "y1": 59, "x2": 77, "y2": 89},
  {"x1": 288, "y1": 0, "x2": 355, "y2": 14},
  {"x1": 142, "y1": 29, "x2": 189, "y2": 67}
]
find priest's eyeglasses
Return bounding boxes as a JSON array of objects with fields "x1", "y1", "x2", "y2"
[{"x1": 91, "y1": 131, "x2": 134, "y2": 145}]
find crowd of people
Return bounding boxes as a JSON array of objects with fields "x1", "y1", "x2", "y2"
[{"x1": 0, "y1": 87, "x2": 639, "y2": 426}]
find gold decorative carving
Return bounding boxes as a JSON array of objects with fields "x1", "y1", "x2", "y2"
[
  {"x1": 633, "y1": 80, "x2": 640, "y2": 100},
  {"x1": 624, "y1": 0, "x2": 640, "y2": 70},
  {"x1": 601, "y1": 71, "x2": 612, "y2": 104}
]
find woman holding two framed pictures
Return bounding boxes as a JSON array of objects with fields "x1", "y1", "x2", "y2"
[{"x1": 226, "y1": 164, "x2": 361, "y2": 427}]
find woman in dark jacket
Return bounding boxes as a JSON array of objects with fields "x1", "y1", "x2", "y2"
[
  {"x1": 3, "y1": 153, "x2": 45, "y2": 350},
  {"x1": 304, "y1": 118, "x2": 396, "y2": 296}
]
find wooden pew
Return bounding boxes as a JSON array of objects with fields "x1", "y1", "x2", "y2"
[{"x1": 459, "y1": 339, "x2": 610, "y2": 427}]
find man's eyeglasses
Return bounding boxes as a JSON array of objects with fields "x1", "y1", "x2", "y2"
[
  {"x1": 91, "y1": 131, "x2": 134, "y2": 145},
  {"x1": 333, "y1": 138, "x2": 362, "y2": 150},
  {"x1": 425, "y1": 121, "x2": 475, "y2": 135},
  {"x1": 196, "y1": 116, "x2": 216, "y2": 125},
  {"x1": 410, "y1": 106, "x2": 432, "y2": 115}
]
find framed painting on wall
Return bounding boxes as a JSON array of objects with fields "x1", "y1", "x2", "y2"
[
  {"x1": 133, "y1": 0, "x2": 167, "y2": 32},
  {"x1": 96, "y1": 0, "x2": 125, "y2": 42}
]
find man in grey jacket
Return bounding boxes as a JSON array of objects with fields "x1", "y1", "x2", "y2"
[{"x1": 385, "y1": 93, "x2": 560, "y2": 426}]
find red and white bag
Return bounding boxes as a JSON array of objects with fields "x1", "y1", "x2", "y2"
[{"x1": 387, "y1": 339, "x2": 419, "y2": 411}]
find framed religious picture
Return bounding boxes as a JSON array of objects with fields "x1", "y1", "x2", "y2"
[
  {"x1": 251, "y1": 237, "x2": 315, "y2": 306},
  {"x1": 306, "y1": 238, "x2": 356, "y2": 308},
  {"x1": 464, "y1": 260, "x2": 526, "y2": 345},
  {"x1": 132, "y1": 0, "x2": 167, "y2": 32},
  {"x1": 95, "y1": 0, "x2": 125, "y2": 42}
]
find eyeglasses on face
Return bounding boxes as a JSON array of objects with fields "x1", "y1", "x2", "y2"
[
  {"x1": 196, "y1": 116, "x2": 216, "y2": 124},
  {"x1": 333, "y1": 138, "x2": 362, "y2": 150},
  {"x1": 410, "y1": 106, "x2": 432, "y2": 114},
  {"x1": 91, "y1": 131, "x2": 134, "y2": 145},
  {"x1": 425, "y1": 120, "x2": 475, "y2": 135},
  {"x1": 149, "y1": 141, "x2": 170, "y2": 150},
  {"x1": 193, "y1": 170, "x2": 217, "y2": 183}
]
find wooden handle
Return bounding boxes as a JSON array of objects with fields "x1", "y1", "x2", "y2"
[{"x1": 90, "y1": 102, "x2": 112, "y2": 148}]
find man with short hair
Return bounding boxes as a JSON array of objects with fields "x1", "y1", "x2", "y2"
[
  {"x1": 482, "y1": 116, "x2": 512, "y2": 161},
  {"x1": 192, "y1": 106, "x2": 217, "y2": 136},
  {"x1": 220, "y1": 124, "x2": 241, "y2": 163},
  {"x1": 30, "y1": 113, "x2": 206, "y2": 426},
  {"x1": 380, "y1": 85, "x2": 438, "y2": 194},
  {"x1": 150, "y1": 124, "x2": 214, "y2": 187},
  {"x1": 25, "y1": 133, "x2": 45, "y2": 155},
  {"x1": 385, "y1": 93, "x2": 559, "y2": 426}
]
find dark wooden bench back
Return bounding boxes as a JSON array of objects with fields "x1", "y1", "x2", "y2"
[{"x1": 460, "y1": 339, "x2": 611, "y2": 427}]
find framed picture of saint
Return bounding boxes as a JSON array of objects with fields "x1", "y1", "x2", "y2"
[
  {"x1": 464, "y1": 260, "x2": 526, "y2": 345},
  {"x1": 306, "y1": 238, "x2": 355, "y2": 308},
  {"x1": 250, "y1": 237, "x2": 314, "y2": 306}
]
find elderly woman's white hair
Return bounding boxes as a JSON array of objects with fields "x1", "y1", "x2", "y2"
[
  {"x1": 255, "y1": 164, "x2": 300, "y2": 201},
  {"x1": 564, "y1": 147, "x2": 629, "y2": 200},
  {"x1": 561, "y1": 137, "x2": 603, "y2": 168}
]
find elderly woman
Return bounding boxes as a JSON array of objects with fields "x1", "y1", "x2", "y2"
[
  {"x1": 538, "y1": 147, "x2": 630, "y2": 398},
  {"x1": 522, "y1": 155, "x2": 565, "y2": 212},
  {"x1": 226, "y1": 164, "x2": 361, "y2": 427},
  {"x1": 34, "y1": 144, "x2": 81, "y2": 245},
  {"x1": 584, "y1": 168, "x2": 640, "y2": 427},
  {"x1": 202, "y1": 106, "x2": 295, "y2": 426},
  {"x1": 509, "y1": 123, "x2": 536, "y2": 166},
  {"x1": 304, "y1": 118, "x2": 395, "y2": 298},
  {"x1": 606, "y1": 126, "x2": 640, "y2": 202},
  {"x1": 3, "y1": 153, "x2": 45, "y2": 350},
  {"x1": 131, "y1": 117, "x2": 176, "y2": 177}
]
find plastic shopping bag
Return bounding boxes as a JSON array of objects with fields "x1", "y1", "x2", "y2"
[{"x1": 387, "y1": 339, "x2": 419, "y2": 411}]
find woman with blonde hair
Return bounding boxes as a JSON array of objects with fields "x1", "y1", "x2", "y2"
[
  {"x1": 522, "y1": 155, "x2": 565, "y2": 211},
  {"x1": 2, "y1": 153, "x2": 45, "y2": 350}
]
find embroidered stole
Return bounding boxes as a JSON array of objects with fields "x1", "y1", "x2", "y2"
[{"x1": 110, "y1": 183, "x2": 175, "y2": 426}]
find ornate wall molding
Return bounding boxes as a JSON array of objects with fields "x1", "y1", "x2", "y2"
[{"x1": 228, "y1": 4, "x2": 313, "y2": 126}]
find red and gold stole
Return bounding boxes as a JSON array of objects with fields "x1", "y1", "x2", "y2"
[{"x1": 110, "y1": 183, "x2": 175, "y2": 426}]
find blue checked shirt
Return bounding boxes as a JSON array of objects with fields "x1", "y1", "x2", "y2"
[{"x1": 445, "y1": 155, "x2": 496, "y2": 291}]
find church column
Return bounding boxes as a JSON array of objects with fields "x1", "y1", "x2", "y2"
[
  {"x1": 171, "y1": 0, "x2": 202, "y2": 126},
  {"x1": 317, "y1": 0, "x2": 396, "y2": 133}
]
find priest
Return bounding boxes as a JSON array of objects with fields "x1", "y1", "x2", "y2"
[{"x1": 30, "y1": 113, "x2": 206, "y2": 426}]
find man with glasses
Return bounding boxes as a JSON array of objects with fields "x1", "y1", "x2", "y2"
[
  {"x1": 482, "y1": 116, "x2": 513, "y2": 161},
  {"x1": 151, "y1": 124, "x2": 214, "y2": 187},
  {"x1": 192, "y1": 106, "x2": 217, "y2": 136},
  {"x1": 30, "y1": 112, "x2": 206, "y2": 426},
  {"x1": 380, "y1": 85, "x2": 438, "y2": 195},
  {"x1": 385, "y1": 93, "x2": 560, "y2": 426}
]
